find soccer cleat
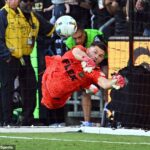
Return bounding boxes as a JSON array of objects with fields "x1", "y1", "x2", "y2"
[{"x1": 80, "y1": 121, "x2": 94, "y2": 127}]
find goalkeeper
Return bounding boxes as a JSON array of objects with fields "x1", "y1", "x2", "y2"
[{"x1": 41, "y1": 41, "x2": 125, "y2": 109}]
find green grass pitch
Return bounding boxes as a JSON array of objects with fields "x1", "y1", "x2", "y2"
[{"x1": 0, "y1": 133, "x2": 150, "y2": 150}]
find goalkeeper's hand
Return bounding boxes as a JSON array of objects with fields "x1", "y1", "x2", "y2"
[
  {"x1": 81, "y1": 56, "x2": 96, "y2": 73},
  {"x1": 85, "y1": 84, "x2": 99, "y2": 94},
  {"x1": 111, "y1": 74, "x2": 126, "y2": 90}
]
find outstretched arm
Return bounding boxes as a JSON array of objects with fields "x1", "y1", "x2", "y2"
[
  {"x1": 72, "y1": 47, "x2": 96, "y2": 72},
  {"x1": 97, "y1": 76, "x2": 116, "y2": 89},
  {"x1": 72, "y1": 47, "x2": 90, "y2": 61},
  {"x1": 97, "y1": 74, "x2": 126, "y2": 90}
]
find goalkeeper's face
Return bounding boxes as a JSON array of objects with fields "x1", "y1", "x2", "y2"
[{"x1": 87, "y1": 46, "x2": 105, "y2": 65}]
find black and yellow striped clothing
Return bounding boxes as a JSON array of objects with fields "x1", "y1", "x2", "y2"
[{"x1": 0, "y1": 4, "x2": 54, "y2": 60}]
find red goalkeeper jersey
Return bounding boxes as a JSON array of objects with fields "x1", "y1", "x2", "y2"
[{"x1": 41, "y1": 45, "x2": 105, "y2": 109}]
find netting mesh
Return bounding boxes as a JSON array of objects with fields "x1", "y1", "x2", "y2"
[{"x1": 103, "y1": 37, "x2": 149, "y2": 129}]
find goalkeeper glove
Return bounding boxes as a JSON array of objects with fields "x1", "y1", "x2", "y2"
[
  {"x1": 111, "y1": 74, "x2": 126, "y2": 90},
  {"x1": 85, "y1": 84, "x2": 99, "y2": 94}
]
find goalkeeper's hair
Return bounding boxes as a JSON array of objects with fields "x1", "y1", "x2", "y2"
[
  {"x1": 91, "y1": 41, "x2": 107, "y2": 54},
  {"x1": 75, "y1": 22, "x2": 84, "y2": 33}
]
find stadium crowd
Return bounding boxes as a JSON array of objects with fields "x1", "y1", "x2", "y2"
[{"x1": 0, "y1": 0, "x2": 150, "y2": 127}]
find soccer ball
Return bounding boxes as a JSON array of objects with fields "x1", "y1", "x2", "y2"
[{"x1": 55, "y1": 15, "x2": 77, "y2": 38}]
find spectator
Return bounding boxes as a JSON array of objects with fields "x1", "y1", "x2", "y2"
[
  {"x1": 0, "y1": 0, "x2": 5, "y2": 8},
  {"x1": 66, "y1": 0, "x2": 92, "y2": 28},
  {"x1": 43, "y1": 0, "x2": 70, "y2": 24},
  {"x1": 41, "y1": 41, "x2": 125, "y2": 110},
  {"x1": 133, "y1": 0, "x2": 150, "y2": 36},
  {"x1": 0, "y1": 0, "x2": 54, "y2": 126},
  {"x1": 91, "y1": 0, "x2": 115, "y2": 39},
  {"x1": 109, "y1": 0, "x2": 150, "y2": 36},
  {"x1": 28, "y1": 0, "x2": 54, "y2": 18},
  {"x1": 111, "y1": 0, "x2": 129, "y2": 36},
  {"x1": 64, "y1": 25, "x2": 108, "y2": 126},
  {"x1": 94, "y1": 0, "x2": 129, "y2": 36},
  {"x1": 0, "y1": 0, "x2": 5, "y2": 129}
]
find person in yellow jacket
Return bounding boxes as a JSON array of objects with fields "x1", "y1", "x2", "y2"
[{"x1": 0, "y1": 0, "x2": 54, "y2": 126}]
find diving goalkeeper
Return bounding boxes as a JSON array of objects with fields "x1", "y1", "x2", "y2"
[{"x1": 41, "y1": 41, "x2": 125, "y2": 109}]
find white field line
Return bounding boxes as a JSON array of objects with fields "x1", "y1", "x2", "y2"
[
  {"x1": 0, "y1": 127, "x2": 150, "y2": 136},
  {"x1": 0, "y1": 135, "x2": 150, "y2": 145}
]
